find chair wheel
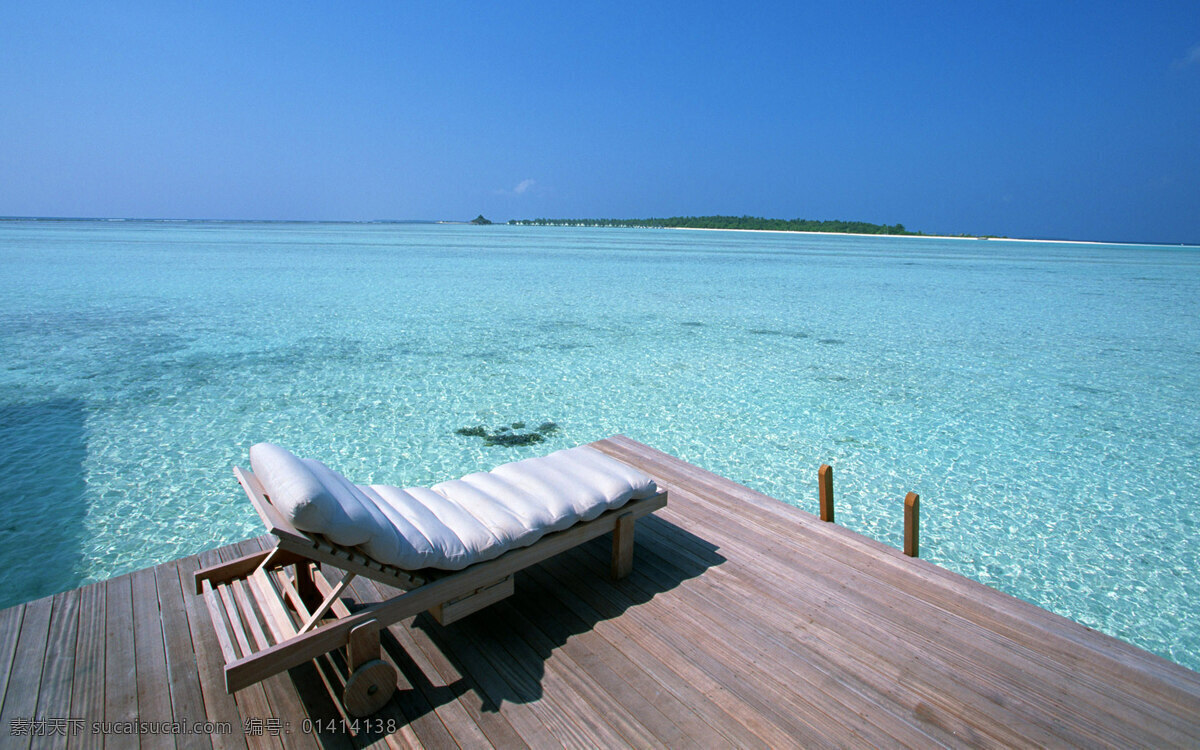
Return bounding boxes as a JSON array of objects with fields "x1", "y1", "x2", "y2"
[{"x1": 343, "y1": 659, "x2": 397, "y2": 717}]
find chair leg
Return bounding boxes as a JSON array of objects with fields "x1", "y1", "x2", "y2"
[
  {"x1": 343, "y1": 620, "x2": 396, "y2": 717},
  {"x1": 298, "y1": 573, "x2": 357, "y2": 633},
  {"x1": 294, "y1": 562, "x2": 321, "y2": 611},
  {"x1": 612, "y1": 512, "x2": 635, "y2": 579},
  {"x1": 347, "y1": 620, "x2": 380, "y2": 670}
]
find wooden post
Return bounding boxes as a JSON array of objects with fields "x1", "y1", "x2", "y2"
[
  {"x1": 612, "y1": 512, "x2": 635, "y2": 580},
  {"x1": 818, "y1": 464, "x2": 834, "y2": 522},
  {"x1": 904, "y1": 492, "x2": 920, "y2": 557}
]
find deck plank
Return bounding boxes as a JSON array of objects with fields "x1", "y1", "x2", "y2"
[
  {"x1": 0, "y1": 596, "x2": 52, "y2": 750},
  {"x1": 1, "y1": 436, "x2": 1199, "y2": 748},
  {"x1": 131, "y1": 566, "x2": 176, "y2": 750},
  {"x1": 175, "y1": 554, "x2": 253, "y2": 750},
  {"x1": 67, "y1": 581, "x2": 106, "y2": 750},
  {"x1": 0, "y1": 603, "x2": 26, "y2": 715},
  {"x1": 154, "y1": 560, "x2": 215, "y2": 750},
  {"x1": 103, "y1": 574, "x2": 139, "y2": 749},
  {"x1": 30, "y1": 588, "x2": 82, "y2": 750}
]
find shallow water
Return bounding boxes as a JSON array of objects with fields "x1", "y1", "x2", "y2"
[{"x1": 1, "y1": 220, "x2": 1198, "y2": 669}]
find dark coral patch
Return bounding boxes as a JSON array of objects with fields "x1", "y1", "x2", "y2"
[
  {"x1": 484, "y1": 432, "x2": 544, "y2": 447},
  {"x1": 456, "y1": 420, "x2": 560, "y2": 447}
]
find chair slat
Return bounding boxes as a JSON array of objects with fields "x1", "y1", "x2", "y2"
[
  {"x1": 217, "y1": 583, "x2": 253, "y2": 658},
  {"x1": 200, "y1": 580, "x2": 239, "y2": 663},
  {"x1": 248, "y1": 568, "x2": 297, "y2": 644},
  {"x1": 271, "y1": 568, "x2": 313, "y2": 623},
  {"x1": 230, "y1": 578, "x2": 271, "y2": 651}
]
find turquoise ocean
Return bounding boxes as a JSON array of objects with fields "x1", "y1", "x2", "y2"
[{"x1": 1, "y1": 220, "x2": 1198, "y2": 669}]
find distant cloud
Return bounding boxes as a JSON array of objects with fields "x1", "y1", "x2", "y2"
[
  {"x1": 1173, "y1": 43, "x2": 1200, "y2": 69},
  {"x1": 494, "y1": 178, "x2": 537, "y2": 197}
]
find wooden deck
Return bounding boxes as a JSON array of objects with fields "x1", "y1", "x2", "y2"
[{"x1": 3, "y1": 435, "x2": 1199, "y2": 748}]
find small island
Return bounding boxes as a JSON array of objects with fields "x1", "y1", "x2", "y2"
[
  {"x1": 507, "y1": 215, "x2": 915, "y2": 235},
  {"x1": 470, "y1": 214, "x2": 493, "y2": 225}
]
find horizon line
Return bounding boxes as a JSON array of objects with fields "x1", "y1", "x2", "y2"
[{"x1": 1, "y1": 214, "x2": 1196, "y2": 249}]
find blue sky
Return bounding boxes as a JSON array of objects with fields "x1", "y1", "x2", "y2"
[{"x1": 1, "y1": 2, "x2": 1198, "y2": 243}]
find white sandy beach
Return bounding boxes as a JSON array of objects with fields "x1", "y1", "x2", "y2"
[{"x1": 664, "y1": 225, "x2": 1163, "y2": 247}]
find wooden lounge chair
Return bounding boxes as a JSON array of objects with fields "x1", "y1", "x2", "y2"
[{"x1": 194, "y1": 441, "x2": 667, "y2": 716}]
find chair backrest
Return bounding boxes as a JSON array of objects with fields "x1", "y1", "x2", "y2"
[{"x1": 234, "y1": 466, "x2": 316, "y2": 546}]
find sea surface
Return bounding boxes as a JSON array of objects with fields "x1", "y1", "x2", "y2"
[{"x1": 1, "y1": 220, "x2": 1198, "y2": 669}]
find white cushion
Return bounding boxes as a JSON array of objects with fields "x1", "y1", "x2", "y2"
[
  {"x1": 249, "y1": 443, "x2": 659, "y2": 571},
  {"x1": 248, "y1": 443, "x2": 377, "y2": 547}
]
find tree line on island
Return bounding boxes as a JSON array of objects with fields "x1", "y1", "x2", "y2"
[{"x1": 507, "y1": 215, "x2": 918, "y2": 235}]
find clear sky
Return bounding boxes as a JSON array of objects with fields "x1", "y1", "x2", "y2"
[{"x1": 2, "y1": 2, "x2": 1198, "y2": 243}]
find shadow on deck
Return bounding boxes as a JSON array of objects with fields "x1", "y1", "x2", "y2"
[{"x1": 333, "y1": 516, "x2": 724, "y2": 747}]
